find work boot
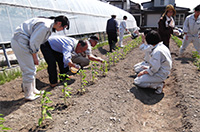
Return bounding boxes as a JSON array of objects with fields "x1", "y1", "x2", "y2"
[
  {"x1": 32, "y1": 79, "x2": 44, "y2": 95},
  {"x1": 23, "y1": 83, "x2": 40, "y2": 101}
]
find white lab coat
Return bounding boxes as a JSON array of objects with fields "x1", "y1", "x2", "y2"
[
  {"x1": 180, "y1": 13, "x2": 200, "y2": 54},
  {"x1": 119, "y1": 20, "x2": 127, "y2": 46},
  {"x1": 134, "y1": 42, "x2": 172, "y2": 89},
  {"x1": 11, "y1": 18, "x2": 54, "y2": 83},
  {"x1": 134, "y1": 43, "x2": 153, "y2": 73}
]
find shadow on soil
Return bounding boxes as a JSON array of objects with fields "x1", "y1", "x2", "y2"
[{"x1": 130, "y1": 86, "x2": 164, "y2": 105}]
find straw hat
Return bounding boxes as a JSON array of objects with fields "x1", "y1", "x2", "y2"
[{"x1": 162, "y1": 4, "x2": 176, "y2": 17}]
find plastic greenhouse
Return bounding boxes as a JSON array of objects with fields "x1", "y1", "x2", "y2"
[{"x1": 0, "y1": 0, "x2": 138, "y2": 43}]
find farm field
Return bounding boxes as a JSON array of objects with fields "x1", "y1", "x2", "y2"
[{"x1": 0, "y1": 37, "x2": 200, "y2": 132}]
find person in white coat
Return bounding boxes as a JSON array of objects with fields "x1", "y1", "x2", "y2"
[
  {"x1": 118, "y1": 16, "x2": 129, "y2": 47},
  {"x1": 134, "y1": 30, "x2": 172, "y2": 94},
  {"x1": 11, "y1": 16, "x2": 69, "y2": 101},
  {"x1": 180, "y1": 4, "x2": 200, "y2": 56}
]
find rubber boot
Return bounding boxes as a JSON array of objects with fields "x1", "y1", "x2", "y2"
[
  {"x1": 23, "y1": 82, "x2": 40, "y2": 101},
  {"x1": 32, "y1": 79, "x2": 44, "y2": 95}
]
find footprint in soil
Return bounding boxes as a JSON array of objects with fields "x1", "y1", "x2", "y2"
[{"x1": 53, "y1": 103, "x2": 68, "y2": 111}]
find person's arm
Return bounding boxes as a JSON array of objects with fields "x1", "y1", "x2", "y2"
[
  {"x1": 183, "y1": 17, "x2": 189, "y2": 40},
  {"x1": 87, "y1": 54, "x2": 104, "y2": 63},
  {"x1": 29, "y1": 25, "x2": 50, "y2": 54},
  {"x1": 32, "y1": 53, "x2": 39, "y2": 65},
  {"x1": 145, "y1": 51, "x2": 161, "y2": 76}
]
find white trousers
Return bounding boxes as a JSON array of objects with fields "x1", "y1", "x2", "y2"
[
  {"x1": 134, "y1": 61, "x2": 150, "y2": 73},
  {"x1": 11, "y1": 38, "x2": 36, "y2": 83},
  {"x1": 118, "y1": 30, "x2": 125, "y2": 46},
  {"x1": 134, "y1": 74, "x2": 164, "y2": 89},
  {"x1": 180, "y1": 36, "x2": 200, "y2": 54}
]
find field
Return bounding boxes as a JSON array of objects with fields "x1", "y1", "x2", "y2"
[{"x1": 0, "y1": 37, "x2": 200, "y2": 132}]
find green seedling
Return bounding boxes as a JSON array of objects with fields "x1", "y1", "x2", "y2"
[
  {"x1": 0, "y1": 114, "x2": 12, "y2": 131},
  {"x1": 100, "y1": 61, "x2": 108, "y2": 76},
  {"x1": 59, "y1": 74, "x2": 72, "y2": 106},
  {"x1": 91, "y1": 62, "x2": 99, "y2": 82},
  {"x1": 38, "y1": 91, "x2": 54, "y2": 127},
  {"x1": 77, "y1": 69, "x2": 87, "y2": 94},
  {"x1": 107, "y1": 52, "x2": 113, "y2": 69},
  {"x1": 192, "y1": 51, "x2": 200, "y2": 70}
]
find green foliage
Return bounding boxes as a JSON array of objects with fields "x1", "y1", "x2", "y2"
[
  {"x1": 77, "y1": 69, "x2": 87, "y2": 94},
  {"x1": 91, "y1": 62, "x2": 99, "y2": 82},
  {"x1": 0, "y1": 69, "x2": 22, "y2": 85},
  {"x1": 192, "y1": 51, "x2": 200, "y2": 70},
  {"x1": 0, "y1": 114, "x2": 12, "y2": 132},
  {"x1": 100, "y1": 61, "x2": 108, "y2": 76},
  {"x1": 92, "y1": 41, "x2": 108, "y2": 50},
  {"x1": 36, "y1": 61, "x2": 48, "y2": 72},
  {"x1": 171, "y1": 35, "x2": 182, "y2": 47},
  {"x1": 38, "y1": 91, "x2": 54, "y2": 127},
  {"x1": 59, "y1": 74, "x2": 72, "y2": 105}
]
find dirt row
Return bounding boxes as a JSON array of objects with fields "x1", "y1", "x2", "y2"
[{"x1": 0, "y1": 37, "x2": 200, "y2": 132}]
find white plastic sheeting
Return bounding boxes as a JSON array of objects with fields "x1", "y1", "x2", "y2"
[{"x1": 0, "y1": 0, "x2": 138, "y2": 42}]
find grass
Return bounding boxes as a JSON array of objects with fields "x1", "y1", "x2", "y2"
[
  {"x1": 0, "y1": 61, "x2": 48, "y2": 85},
  {"x1": 171, "y1": 35, "x2": 182, "y2": 47}
]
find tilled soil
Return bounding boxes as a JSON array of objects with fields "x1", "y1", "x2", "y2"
[{"x1": 0, "y1": 37, "x2": 200, "y2": 132}]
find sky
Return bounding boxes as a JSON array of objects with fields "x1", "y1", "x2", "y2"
[{"x1": 131, "y1": 0, "x2": 199, "y2": 12}]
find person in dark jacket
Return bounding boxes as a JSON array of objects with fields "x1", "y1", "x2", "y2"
[
  {"x1": 158, "y1": 4, "x2": 176, "y2": 48},
  {"x1": 106, "y1": 15, "x2": 118, "y2": 52}
]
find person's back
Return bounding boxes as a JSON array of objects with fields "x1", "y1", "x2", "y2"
[
  {"x1": 48, "y1": 36, "x2": 78, "y2": 53},
  {"x1": 106, "y1": 18, "x2": 118, "y2": 33}
]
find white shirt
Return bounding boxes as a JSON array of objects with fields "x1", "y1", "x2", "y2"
[
  {"x1": 119, "y1": 20, "x2": 126, "y2": 32},
  {"x1": 146, "y1": 42, "x2": 172, "y2": 80},
  {"x1": 183, "y1": 13, "x2": 200, "y2": 37},
  {"x1": 14, "y1": 17, "x2": 54, "y2": 53}
]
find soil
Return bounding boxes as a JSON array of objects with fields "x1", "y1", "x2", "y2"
[{"x1": 0, "y1": 37, "x2": 200, "y2": 132}]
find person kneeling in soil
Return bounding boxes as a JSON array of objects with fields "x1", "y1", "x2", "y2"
[
  {"x1": 134, "y1": 29, "x2": 153, "y2": 73},
  {"x1": 40, "y1": 36, "x2": 88, "y2": 87},
  {"x1": 134, "y1": 30, "x2": 172, "y2": 94},
  {"x1": 71, "y1": 36, "x2": 104, "y2": 68}
]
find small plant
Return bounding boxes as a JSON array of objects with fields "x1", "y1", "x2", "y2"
[
  {"x1": 0, "y1": 114, "x2": 12, "y2": 131},
  {"x1": 91, "y1": 62, "x2": 99, "y2": 82},
  {"x1": 59, "y1": 74, "x2": 72, "y2": 106},
  {"x1": 38, "y1": 91, "x2": 54, "y2": 127},
  {"x1": 77, "y1": 69, "x2": 88, "y2": 94},
  {"x1": 192, "y1": 51, "x2": 200, "y2": 70},
  {"x1": 100, "y1": 61, "x2": 108, "y2": 77},
  {"x1": 107, "y1": 52, "x2": 113, "y2": 69}
]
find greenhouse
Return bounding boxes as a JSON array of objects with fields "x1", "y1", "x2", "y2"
[{"x1": 0, "y1": 0, "x2": 138, "y2": 43}]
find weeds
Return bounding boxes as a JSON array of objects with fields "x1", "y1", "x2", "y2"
[
  {"x1": 38, "y1": 91, "x2": 54, "y2": 127},
  {"x1": 0, "y1": 69, "x2": 22, "y2": 85},
  {"x1": 0, "y1": 114, "x2": 12, "y2": 131}
]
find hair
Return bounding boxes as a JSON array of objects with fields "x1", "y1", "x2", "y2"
[
  {"x1": 123, "y1": 16, "x2": 127, "y2": 20},
  {"x1": 38, "y1": 15, "x2": 70, "y2": 30},
  {"x1": 145, "y1": 30, "x2": 161, "y2": 45},
  {"x1": 194, "y1": 4, "x2": 200, "y2": 11},
  {"x1": 78, "y1": 40, "x2": 87, "y2": 47},
  {"x1": 89, "y1": 36, "x2": 99, "y2": 41},
  {"x1": 144, "y1": 28, "x2": 152, "y2": 36},
  {"x1": 162, "y1": 4, "x2": 176, "y2": 17},
  {"x1": 111, "y1": 15, "x2": 116, "y2": 18}
]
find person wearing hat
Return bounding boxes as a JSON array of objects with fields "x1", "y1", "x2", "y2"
[
  {"x1": 158, "y1": 4, "x2": 176, "y2": 48},
  {"x1": 11, "y1": 15, "x2": 70, "y2": 101},
  {"x1": 180, "y1": 4, "x2": 200, "y2": 56},
  {"x1": 40, "y1": 36, "x2": 88, "y2": 87},
  {"x1": 71, "y1": 36, "x2": 104, "y2": 68},
  {"x1": 106, "y1": 15, "x2": 119, "y2": 52}
]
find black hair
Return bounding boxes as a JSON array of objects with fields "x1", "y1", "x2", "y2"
[
  {"x1": 144, "y1": 28, "x2": 152, "y2": 36},
  {"x1": 38, "y1": 15, "x2": 70, "y2": 30},
  {"x1": 90, "y1": 36, "x2": 99, "y2": 41},
  {"x1": 145, "y1": 30, "x2": 161, "y2": 45},
  {"x1": 111, "y1": 15, "x2": 116, "y2": 18},
  {"x1": 78, "y1": 40, "x2": 87, "y2": 47},
  {"x1": 194, "y1": 4, "x2": 200, "y2": 11},
  {"x1": 123, "y1": 16, "x2": 127, "y2": 20}
]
